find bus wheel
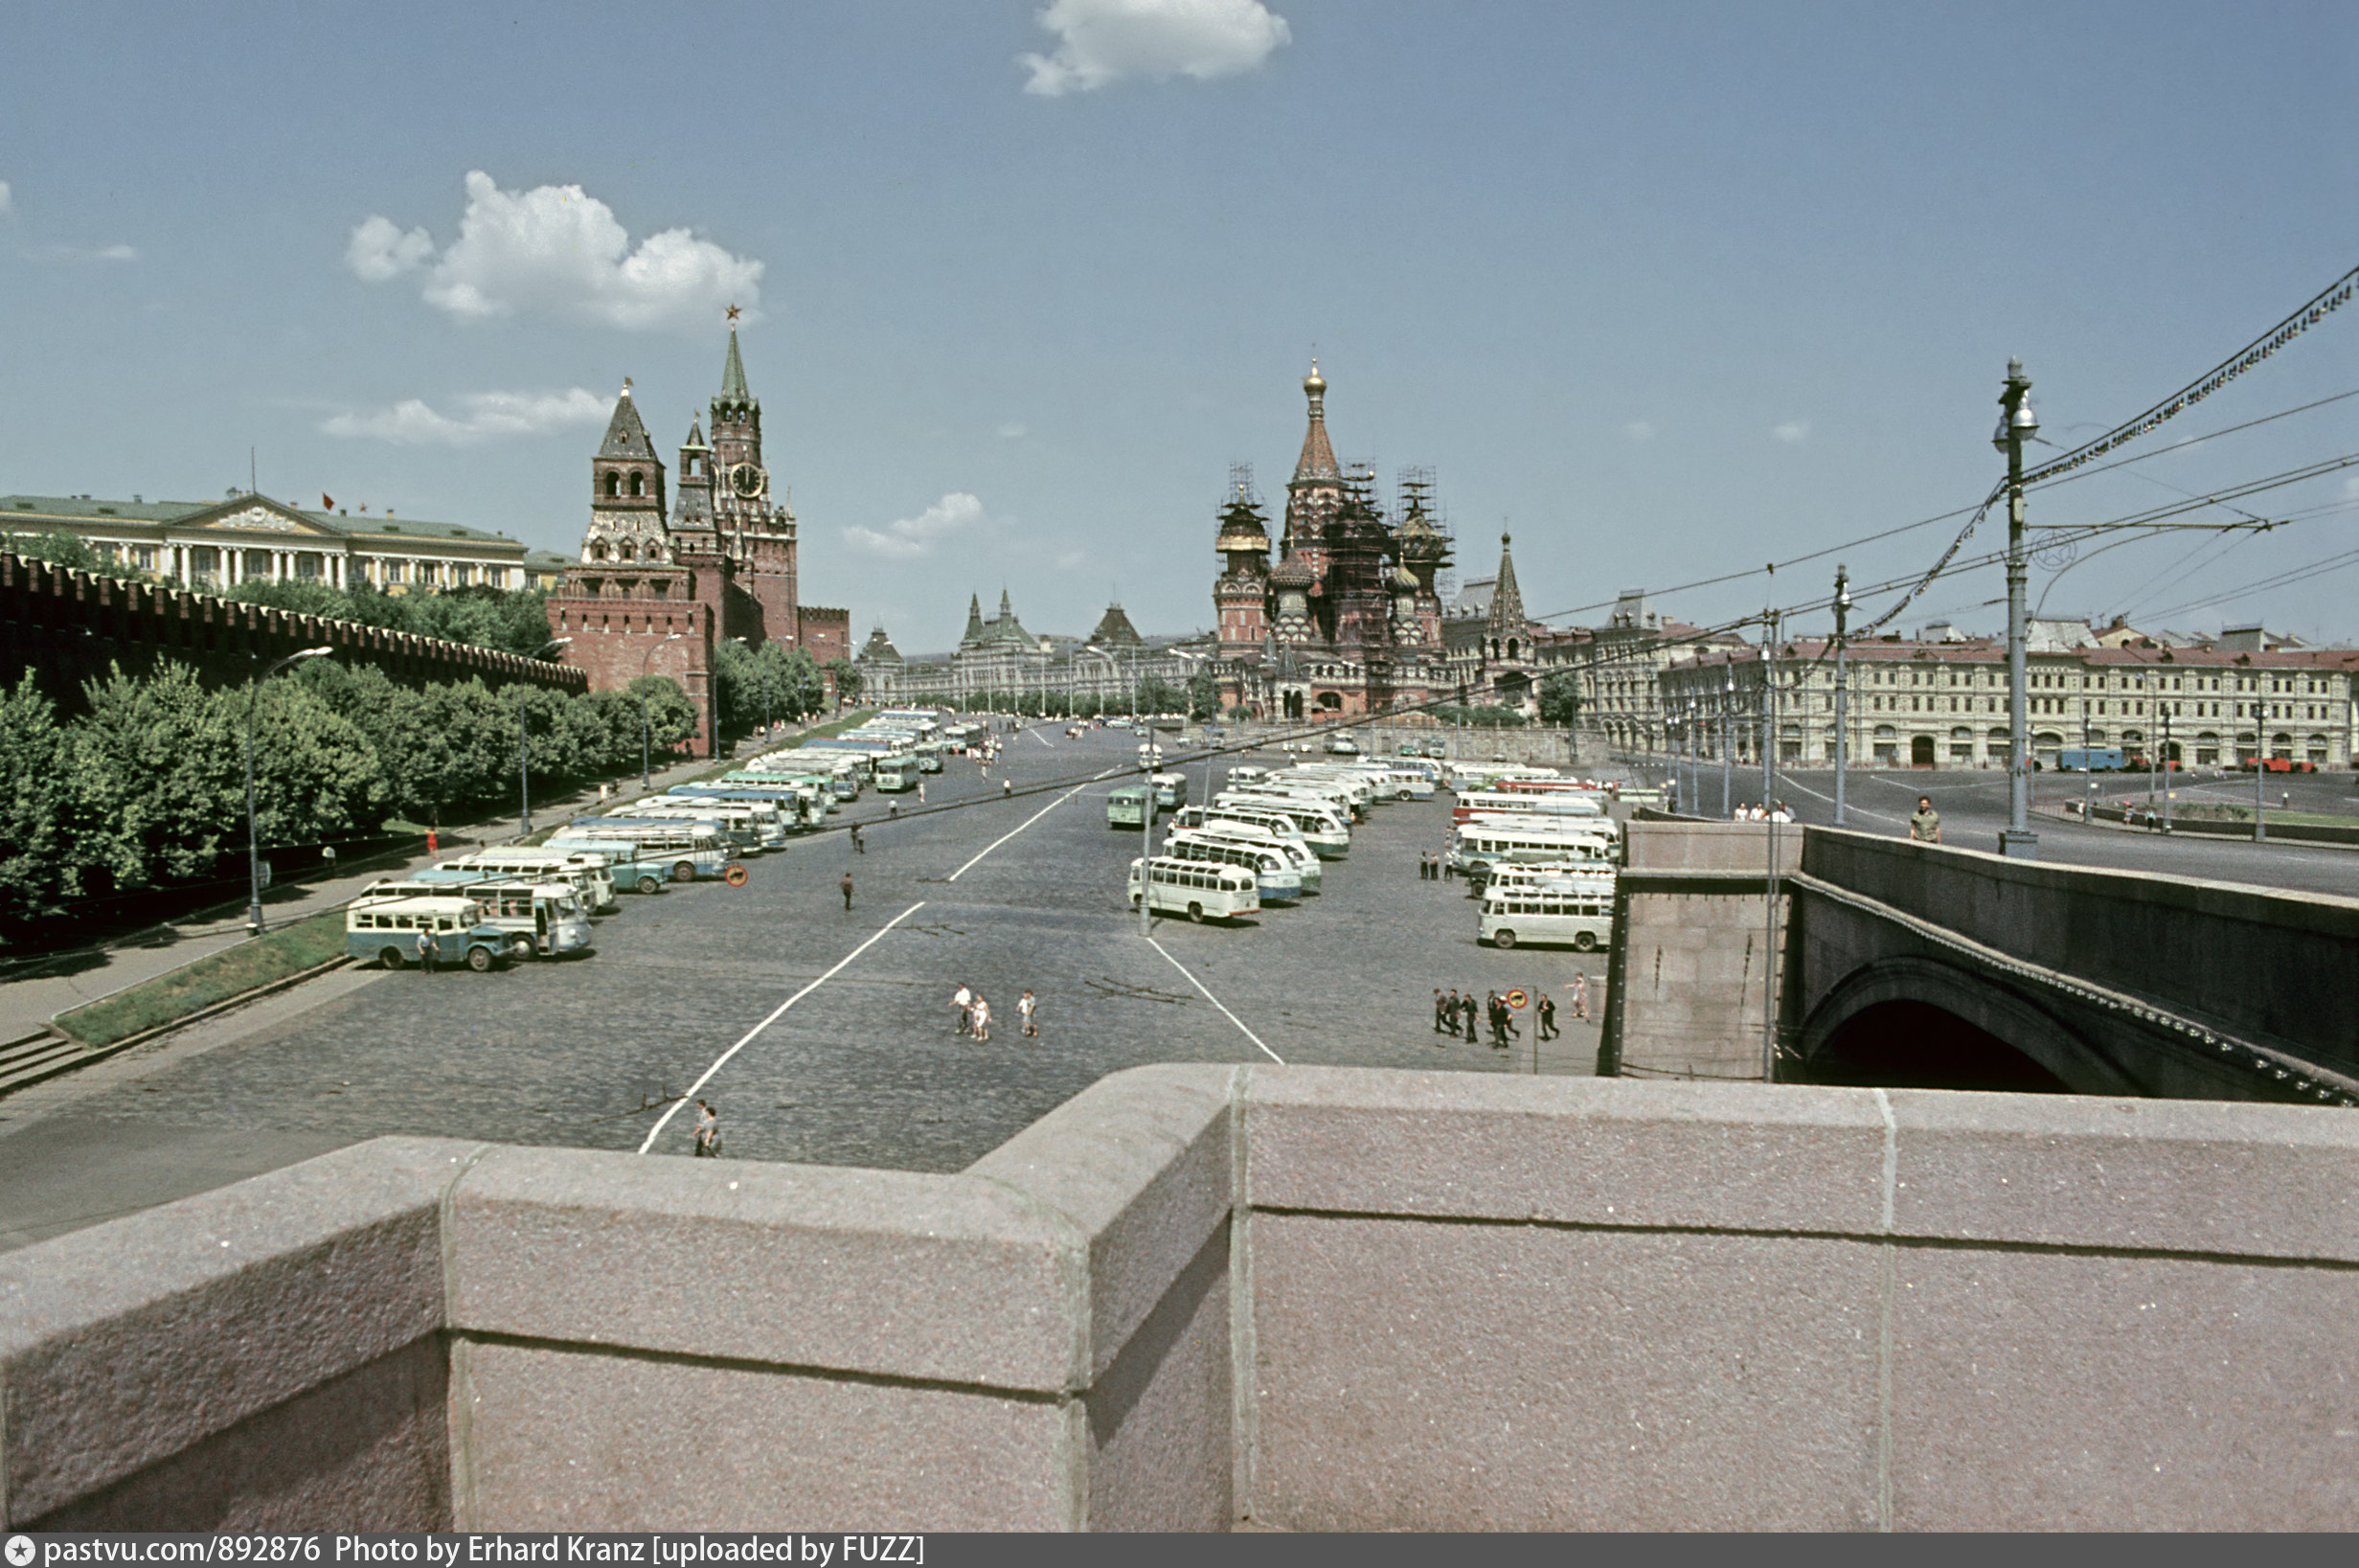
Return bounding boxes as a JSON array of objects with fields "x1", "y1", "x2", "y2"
[
  {"x1": 1574, "y1": 931, "x2": 1598, "y2": 952},
  {"x1": 1188, "y1": 902, "x2": 1205, "y2": 923},
  {"x1": 466, "y1": 945, "x2": 494, "y2": 973},
  {"x1": 379, "y1": 946, "x2": 405, "y2": 970},
  {"x1": 672, "y1": 861, "x2": 696, "y2": 882},
  {"x1": 510, "y1": 936, "x2": 536, "y2": 963},
  {"x1": 1493, "y1": 929, "x2": 1517, "y2": 949},
  {"x1": 638, "y1": 875, "x2": 664, "y2": 895}
]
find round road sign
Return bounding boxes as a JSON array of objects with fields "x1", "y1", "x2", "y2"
[
  {"x1": 1506, "y1": 989, "x2": 1529, "y2": 1011},
  {"x1": 724, "y1": 863, "x2": 750, "y2": 887}
]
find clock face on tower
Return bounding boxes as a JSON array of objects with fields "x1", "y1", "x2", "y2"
[{"x1": 729, "y1": 462, "x2": 763, "y2": 499}]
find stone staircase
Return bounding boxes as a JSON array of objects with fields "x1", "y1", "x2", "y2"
[{"x1": 0, "y1": 1029, "x2": 89, "y2": 1097}]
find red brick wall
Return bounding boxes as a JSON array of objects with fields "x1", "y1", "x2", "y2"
[
  {"x1": 544, "y1": 593, "x2": 716, "y2": 757},
  {"x1": 798, "y1": 605, "x2": 851, "y2": 667}
]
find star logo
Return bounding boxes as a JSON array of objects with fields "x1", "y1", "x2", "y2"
[
  {"x1": 725, "y1": 304, "x2": 742, "y2": 325},
  {"x1": 7, "y1": 1535, "x2": 36, "y2": 1567}
]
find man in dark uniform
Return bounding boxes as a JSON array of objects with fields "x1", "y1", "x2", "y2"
[
  {"x1": 1460, "y1": 991, "x2": 1480, "y2": 1040},
  {"x1": 840, "y1": 871, "x2": 854, "y2": 911},
  {"x1": 1536, "y1": 990, "x2": 1559, "y2": 1041}
]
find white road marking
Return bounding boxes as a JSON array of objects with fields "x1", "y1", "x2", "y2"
[
  {"x1": 637, "y1": 899, "x2": 928, "y2": 1154},
  {"x1": 1030, "y1": 728, "x2": 1055, "y2": 748},
  {"x1": 1778, "y1": 775, "x2": 1907, "y2": 827},
  {"x1": 946, "y1": 783, "x2": 1087, "y2": 881},
  {"x1": 1145, "y1": 936, "x2": 1285, "y2": 1065}
]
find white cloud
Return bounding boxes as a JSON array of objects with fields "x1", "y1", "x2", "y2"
[
  {"x1": 1621, "y1": 420, "x2": 1655, "y2": 442},
  {"x1": 1020, "y1": 0, "x2": 1290, "y2": 96},
  {"x1": 1773, "y1": 420, "x2": 1811, "y2": 443},
  {"x1": 321, "y1": 387, "x2": 610, "y2": 446},
  {"x1": 346, "y1": 171, "x2": 763, "y2": 331},
  {"x1": 93, "y1": 242, "x2": 136, "y2": 261},
  {"x1": 0, "y1": 182, "x2": 12, "y2": 217},
  {"x1": 998, "y1": 420, "x2": 1029, "y2": 439},
  {"x1": 844, "y1": 493, "x2": 990, "y2": 559}
]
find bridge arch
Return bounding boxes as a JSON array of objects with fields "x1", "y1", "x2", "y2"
[{"x1": 1795, "y1": 955, "x2": 2141, "y2": 1096}]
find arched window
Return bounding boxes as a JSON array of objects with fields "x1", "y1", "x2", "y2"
[
  {"x1": 1507, "y1": 637, "x2": 1519, "y2": 660},
  {"x1": 618, "y1": 540, "x2": 636, "y2": 561},
  {"x1": 590, "y1": 541, "x2": 607, "y2": 561},
  {"x1": 603, "y1": 472, "x2": 620, "y2": 498},
  {"x1": 629, "y1": 472, "x2": 646, "y2": 498},
  {"x1": 646, "y1": 546, "x2": 665, "y2": 564}
]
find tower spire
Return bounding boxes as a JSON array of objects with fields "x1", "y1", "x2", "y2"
[
  {"x1": 1487, "y1": 530, "x2": 1525, "y2": 632},
  {"x1": 720, "y1": 330, "x2": 751, "y2": 403},
  {"x1": 1292, "y1": 359, "x2": 1340, "y2": 483}
]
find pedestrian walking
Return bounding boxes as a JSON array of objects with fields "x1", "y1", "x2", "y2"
[
  {"x1": 1004, "y1": 778, "x2": 1013, "y2": 797},
  {"x1": 1536, "y1": 991, "x2": 1559, "y2": 1041},
  {"x1": 1442, "y1": 989, "x2": 1463, "y2": 1037},
  {"x1": 1433, "y1": 988, "x2": 1450, "y2": 1035},
  {"x1": 840, "y1": 871, "x2": 854, "y2": 911},
  {"x1": 1019, "y1": 989, "x2": 1039, "y2": 1037},
  {"x1": 971, "y1": 995, "x2": 992, "y2": 1041},
  {"x1": 414, "y1": 926, "x2": 437, "y2": 975},
  {"x1": 918, "y1": 781, "x2": 926, "y2": 805},
  {"x1": 953, "y1": 983, "x2": 974, "y2": 1035},
  {"x1": 1441, "y1": 850, "x2": 1456, "y2": 881},
  {"x1": 1909, "y1": 796, "x2": 1942, "y2": 844},
  {"x1": 851, "y1": 823, "x2": 864, "y2": 854},
  {"x1": 1501, "y1": 995, "x2": 1522, "y2": 1043},
  {"x1": 1571, "y1": 972, "x2": 1590, "y2": 1021},
  {"x1": 692, "y1": 1099, "x2": 721, "y2": 1158},
  {"x1": 1485, "y1": 991, "x2": 1504, "y2": 1047},
  {"x1": 1460, "y1": 991, "x2": 1479, "y2": 1039}
]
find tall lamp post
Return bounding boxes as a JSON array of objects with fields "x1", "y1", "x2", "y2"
[
  {"x1": 641, "y1": 632, "x2": 686, "y2": 790},
  {"x1": 1832, "y1": 566, "x2": 1851, "y2": 827},
  {"x1": 1996, "y1": 358, "x2": 2041, "y2": 857},
  {"x1": 520, "y1": 637, "x2": 572, "y2": 835},
  {"x1": 1721, "y1": 669, "x2": 1735, "y2": 819},
  {"x1": 247, "y1": 646, "x2": 335, "y2": 934}
]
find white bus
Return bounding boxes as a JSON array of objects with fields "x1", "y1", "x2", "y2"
[
  {"x1": 1479, "y1": 883, "x2": 1614, "y2": 952},
  {"x1": 356, "y1": 878, "x2": 593, "y2": 961},
  {"x1": 622, "y1": 801, "x2": 783, "y2": 852},
  {"x1": 1453, "y1": 789, "x2": 1604, "y2": 824},
  {"x1": 1179, "y1": 817, "x2": 1323, "y2": 894},
  {"x1": 1127, "y1": 855, "x2": 1261, "y2": 924},
  {"x1": 558, "y1": 824, "x2": 730, "y2": 883},
  {"x1": 445, "y1": 852, "x2": 614, "y2": 913},
  {"x1": 1164, "y1": 829, "x2": 1303, "y2": 902},
  {"x1": 874, "y1": 755, "x2": 923, "y2": 792},
  {"x1": 1449, "y1": 820, "x2": 1618, "y2": 876},
  {"x1": 1214, "y1": 792, "x2": 1350, "y2": 857}
]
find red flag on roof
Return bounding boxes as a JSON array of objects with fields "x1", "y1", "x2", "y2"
[{"x1": 321, "y1": 493, "x2": 333, "y2": 510}]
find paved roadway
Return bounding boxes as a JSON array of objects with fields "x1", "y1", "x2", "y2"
[
  {"x1": 1671, "y1": 761, "x2": 2359, "y2": 898},
  {"x1": 0, "y1": 725, "x2": 1608, "y2": 1249}
]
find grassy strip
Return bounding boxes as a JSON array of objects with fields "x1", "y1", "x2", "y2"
[
  {"x1": 2166, "y1": 802, "x2": 2357, "y2": 829},
  {"x1": 55, "y1": 910, "x2": 350, "y2": 1049}
]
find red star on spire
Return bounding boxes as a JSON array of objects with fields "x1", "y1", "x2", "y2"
[{"x1": 725, "y1": 304, "x2": 742, "y2": 324}]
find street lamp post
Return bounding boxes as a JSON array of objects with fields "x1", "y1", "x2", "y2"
[
  {"x1": 247, "y1": 646, "x2": 335, "y2": 933},
  {"x1": 1760, "y1": 616, "x2": 1779, "y2": 815},
  {"x1": 1832, "y1": 566, "x2": 1851, "y2": 827},
  {"x1": 520, "y1": 637, "x2": 572, "y2": 835},
  {"x1": 1721, "y1": 669, "x2": 1735, "y2": 819},
  {"x1": 1996, "y1": 358, "x2": 2041, "y2": 858},
  {"x1": 2162, "y1": 707, "x2": 2174, "y2": 833},
  {"x1": 641, "y1": 632, "x2": 686, "y2": 790}
]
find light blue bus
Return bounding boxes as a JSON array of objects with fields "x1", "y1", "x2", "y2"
[{"x1": 552, "y1": 823, "x2": 730, "y2": 886}]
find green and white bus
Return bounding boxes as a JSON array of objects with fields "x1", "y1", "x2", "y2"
[
  {"x1": 1163, "y1": 829, "x2": 1301, "y2": 902},
  {"x1": 554, "y1": 824, "x2": 730, "y2": 885},
  {"x1": 345, "y1": 897, "x2": 511, "y2": 972},
  {"x1": 1107, "y1": 784, "x2": 1151, "y2": 829},
  {"x1": 1127, "y1": 855, "x2": 1260, "y2": 924},
  {"x1": 875, "y1": 754, "x2": 923, "y2": 792},
  {"x1": 1151, "y1": 771, "x2": 1189, "y2": 808}
]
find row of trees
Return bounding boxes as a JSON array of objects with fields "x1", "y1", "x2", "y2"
[{"x1": 0, "y1": 659, "x2": 700, "y2": 931}]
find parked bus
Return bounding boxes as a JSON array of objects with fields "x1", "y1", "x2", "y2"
[
  {"x1": 915, "y1": 740, "x2": 946, "y2": 774},
  {"x1": 1479, "y1": 882, "x2": 1615, "y2": 952},
  {"x1": 1107, "y1": 784, "x2": 1151, "y2": 829},
  {"x1": 444, "y1": 851, "x2": 614, "y2": 912},
  {"x1": 1175, "y1": 816, "x2": 1323, "y2": 894},
  {"x1": 1150, "y1": 771, "x2": 1189, "y2": 808},
  {"x1": 624, "y1": 800, "x2": 783, "y2": 851},
  {"x1": 670, "y1": 785, "x2": 823, "y2": 832},
  {"x1": 345, "y1": 897, "x2": 511, "y2": 972},
  {"x1": 1213, "y1": 792, "x2": 1350, "y2": 857},
  {"x1": 1450, "y1": 820, "x2": 1618, "y2": 877},
  {"x1": 355, "y1": 877, "x2": 595, "y2": 961},
  {"x1": 558, "y1": 822, "x2": 730, "y2": 883},
  {"x1": 1127, "y1": 855, "x2": 1261, "y2": 924},
  {"x1": 541, "y1": 835, "x2": 676, "y2": 896},
  {"x1": 1164, "y1": 829, "x2": 1302, "y2": 902},
  {"x1": 576, "y1": 807, "x2": 760, "y2": 857},
  {"x1": 1453, "y1": 789, "x2": 1606, "y2": 824},
  {"x1": 875, "y1": 754, "x2": 923, "y2": 792}
]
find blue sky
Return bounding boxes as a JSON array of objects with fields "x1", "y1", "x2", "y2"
[{"x1": 3, "y1": 1, "x2": 2353, "y2": 650}]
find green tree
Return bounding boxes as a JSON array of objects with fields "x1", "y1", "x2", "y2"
[
  {"x1": 0, "y1": 674, "x2": 73, "y2": 923},
  {"x1": 825, "y1": 656, "x2": 864, "y2": 706},
  {"x1": 4, "y1": 529, "x2": 141, "y2": 581},
  {"x1": 1536, "y1": 670, "x2": 1584, "y2": 728},
  {"x1": 67, "y1": 661, "x2": 242, "y2": 891},
  {"x1": 1135, "y1": 674, "x2": 1183, "y2": 716},
  {"x1": 1187, "y1": 670, "x2": 1219, "y2": 721},
  {"x1": 628, "y1": 675, "x2": 698, "y2": 754},
  {"x1": 242, "y1": 677, "x2": 382, "y2": 846}
]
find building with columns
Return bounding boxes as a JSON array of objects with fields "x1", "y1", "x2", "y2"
[
  {"x1": 1660, "y1": 633, "x2": 2359, "y2": 772},
  {"x1": 0, "y1": 491, "x2": 565, "y2": 593}
]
